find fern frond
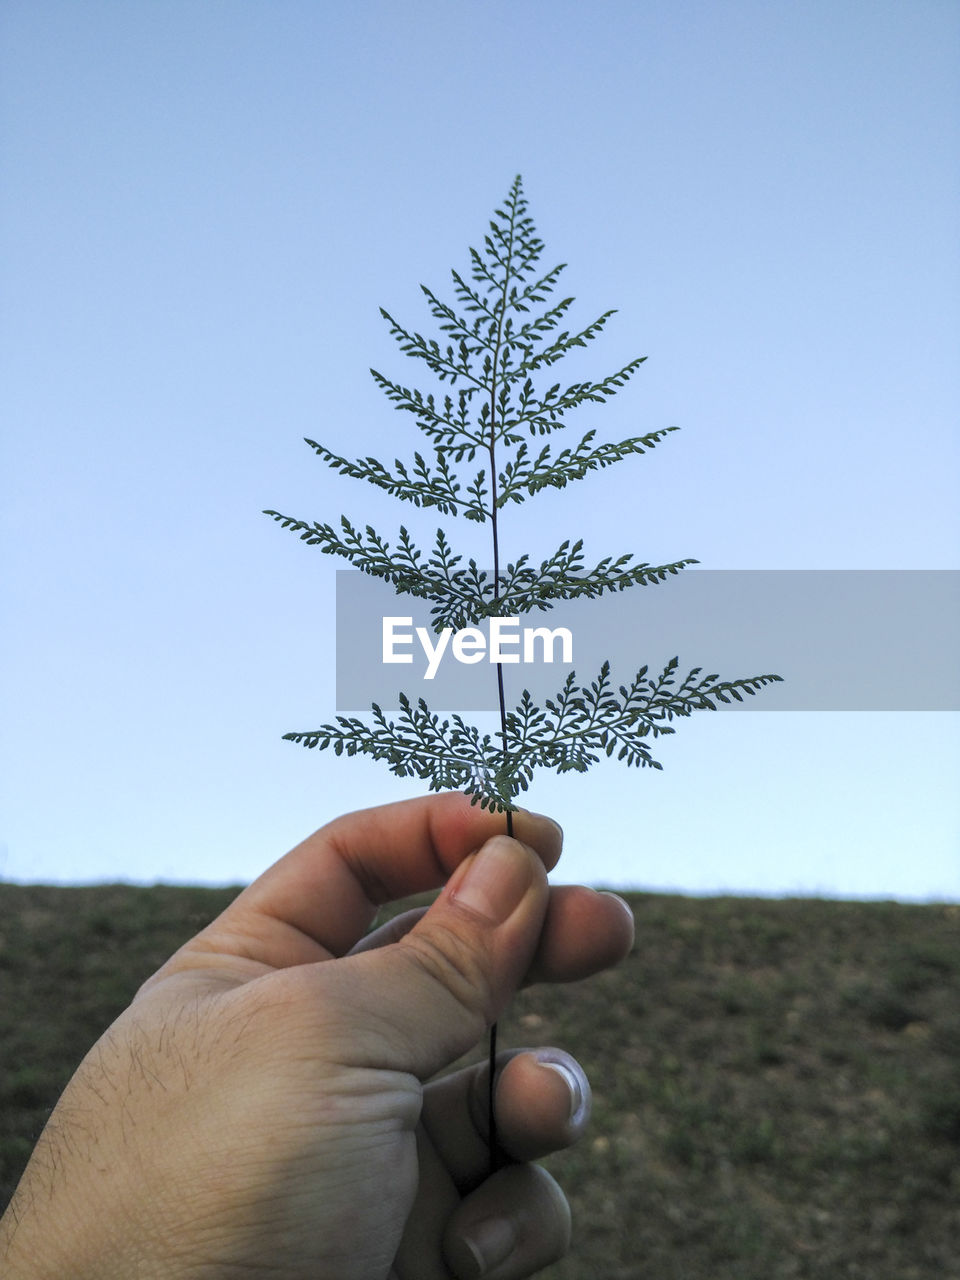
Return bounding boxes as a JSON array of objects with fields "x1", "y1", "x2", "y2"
[
  {"x1": 379, "y1": 307, "x2": 483, "y2": 387},
  {"x1": 272, "y1": 175, "x2": 782, "y2": 811},
  {"x1": 498, "y1": 427, "x2": 679, "y2": 503},
  {"x1": 263, "y1": 511, "x2": 429, "y2": 596},
  {"x1": 503, "y1": 357, "x2": 649, "y2": 435},
  {"x1": 506, "y1": 261, "x2": 567, "y2": 312},
  {"x1": 283, "y1": 662, "x2": 783, "y2": 811},
  {"x1": 283, "y1": 696, "x2": 518, "y2": 811},
  {"x1": 512, "y1": 309, "x2": 619, "y2": 376},
  {"x1": 368, "y1": 370, "x2": 486, "y2": 457},
  {"x1": 495, "y1": 544, "x2": 699, "y2": 614},
  {"x1": 302, "y1": 438, "x2": 487, "y2": 521}
]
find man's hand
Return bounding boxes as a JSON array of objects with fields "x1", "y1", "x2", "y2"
[{"x1": 0, "y1": 793, "x2": 634, "y2": 1279}]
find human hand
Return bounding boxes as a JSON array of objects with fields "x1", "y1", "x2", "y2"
[{"x1": 0, "y1": 793, "x2": 634, "y2": 1279}]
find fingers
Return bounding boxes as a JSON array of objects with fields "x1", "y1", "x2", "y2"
[
  {"x1": 396, "y1": 1099, "x2": 576, "y2": 1280},
  {"x1": 336, "y1": 834, "x2": 551, "y2": 1077},
  {"x1": 422, "y1": 1049, "x2": 591, "y2": 1190},
  {"x1": 443, "y1": 1164, "x2": 572, "y2": 1280},
  {"x1": 349, "y1": 906, "x2": 429, "y2": 955},
  {"x1": 393, "y1": 1125, "x2": 463, "y2": 1280},
  {"x1": 527, "y1": 884, "x2": 635, "y2": 981},
  {"x1": 352, "y1": 886, "x2": 634, "y2": 986},
  {"x1": 168, "y1": 793, "x2": 563, "y2": 974}
]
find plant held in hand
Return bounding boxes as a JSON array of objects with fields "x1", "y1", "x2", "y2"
[{"x1": 266, "y1": 176, "x2": 781, "y2": 1170}]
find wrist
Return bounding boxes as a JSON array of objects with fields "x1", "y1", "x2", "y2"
[
  {"x1": 1, "y1": 1171, "x2": 128, "y2": 1280},
  {"x1": 0, "y1": 1108, "x2": 179, "y2": 1280}
]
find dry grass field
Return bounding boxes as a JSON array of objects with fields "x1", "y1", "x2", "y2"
[{"x1": 1, "y1": 883, "x2": 958, "y2": 1277}]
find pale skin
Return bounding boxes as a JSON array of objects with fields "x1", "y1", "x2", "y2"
[{"x1": 0, "y1": 793, "x2": 635, "y2": 1279}]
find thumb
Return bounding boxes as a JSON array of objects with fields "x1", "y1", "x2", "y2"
[{"x1": 342, "y1": 834, "x2": 550, "y2": 1081}]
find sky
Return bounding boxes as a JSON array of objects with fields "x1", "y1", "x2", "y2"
[{"x1": 1, "y1": 0, "x2": 958, "y2": 897}]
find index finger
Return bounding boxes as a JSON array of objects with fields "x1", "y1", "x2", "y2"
[{"x1": 195, "y1": 793, "x2": 563, "y2": 971}]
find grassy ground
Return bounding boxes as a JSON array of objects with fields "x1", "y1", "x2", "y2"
[{"x1": 1, "y1": 883, "x2": 958, "y2": 1277}]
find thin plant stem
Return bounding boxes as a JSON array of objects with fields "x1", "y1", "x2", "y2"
[{"x1": 485, "y1": 193, "x2": 518, "y2": 1177}]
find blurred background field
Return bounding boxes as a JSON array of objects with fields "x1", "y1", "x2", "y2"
[{"x1": 2, "y1": 884, "x2": 958, "y2": 1278}]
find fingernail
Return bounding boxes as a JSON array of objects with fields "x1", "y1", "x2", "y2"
[
  {"x1": 527, "y1": 808, "x2": 563, "y2": 839},
  {"x1": 519, "y1": 808, "x2": 564, "y2": 844},
  {"x1": 538, "y1": 1056, "x2": 588, "y2": 1124},
  {"x1": 452, "y1": 836, "x2": 531, "y2": 924},
  {"x1": 600, "y1": 891, "x2": 635, "y2": 927},
  {"x1": 461, "y1": 1216, "x2": 516, "y2": 1277}
]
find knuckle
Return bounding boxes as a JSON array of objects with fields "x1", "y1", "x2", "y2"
[{"x1": 400, "y1": 922, "x2": 494, "y2": 1025}]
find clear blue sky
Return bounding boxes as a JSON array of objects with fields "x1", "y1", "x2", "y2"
[{"x1": 1, "y1": 0, "x2": 958, "y2": 896}]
